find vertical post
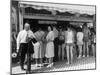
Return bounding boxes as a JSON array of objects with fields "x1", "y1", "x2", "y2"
[{"x1": 19, "y1": 4, "x2": 23, "y2": 31}]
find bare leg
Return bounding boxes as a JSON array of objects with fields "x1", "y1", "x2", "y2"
[
  {"x1": 78, "y1": 45, "x2": 82, "y2": 58},
  {"x1": 83, "y1": 42, "x2": 86, "y2": 57},
  {"x1": 58, "y1": 45, "x2": 61, "y2": 60},
  {"x1": 39, "y1": 58, "x2": 43, "y2": 66},
  {"x1": 66, "y1": 45, "x2": 70, "y2": 64},
  {"x1": 70, "y1": 45, "x2": 73, "y2": 64},
  {"x1": 62, "y1": 44, "x2": 65, "y2": 60},
  {"x1": 47, "y1": 58, "x2": 53, "y2": 68},
  {"x1": 92, "y1": 44, "x2": 95, "y2": 57},
  {"x1": 35, "y1": 59, "x2": 38, "y2": 67},
  {"x1": 51, "y1": 57, "x2": 53, "y2": 63},
  {"x1": 87, "y1": 42, "x2": 89, "y2": 57},
  {"x1": 48, "y1": 58, "x2": 51, "y2": 64}
]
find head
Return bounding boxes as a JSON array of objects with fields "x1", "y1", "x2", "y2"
[
  {"x1": 59, "y1": 28, "x2": 62, "y2": 32},
  {"x1": 38, "y1": 28, "x2": 42, "y2": 31},
  {"x1": 24, "y1": 23, "x2": 30, "y2": 31},
  {"x1": 67, "y1": 27, "x2": 71, "y2": 31},
  {"x1": 83, "y1": 23, "x2": 88, "y2": 29},
  {"x1": 48, "y1": 26, "x2": 53, "y2": 31},
  {"x1": 53, "y1": 26, "x2": 56, "y2": 31},
  {"x1": 78, "y1": 28, "x2": 82, "y2": 32}
]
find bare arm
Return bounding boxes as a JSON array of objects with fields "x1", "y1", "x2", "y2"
[{"x1": 16, "y1": 32, "x2": 21, "y2": 52}]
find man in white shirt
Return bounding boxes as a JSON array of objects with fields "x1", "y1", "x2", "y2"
[
  {"x1": 77, "y1": 28, "x2": 84, "y2": 58},
  {"x1": 16, "y1": 23, "x2": 36, "y2": 71}
]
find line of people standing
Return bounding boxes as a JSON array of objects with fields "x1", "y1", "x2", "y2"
[{"x1": 16, "y1": 22, "x2": 96, "y2": 70}]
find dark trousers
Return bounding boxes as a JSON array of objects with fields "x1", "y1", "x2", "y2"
[
  {"x1": 54, "y1": 37, "x2": 59, "y2": 62},
  {"x1": 19, "y1": 43, "x2": 28, "y2": 68}
]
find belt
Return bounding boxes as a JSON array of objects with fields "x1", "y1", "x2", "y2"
[{"x1": 20, "y1": 43, "x2": 28, "y2": 45}]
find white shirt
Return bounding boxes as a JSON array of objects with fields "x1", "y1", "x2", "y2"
[
  {"x1": 53, "y1": 28, "x2": 58, "y2": 38},
  {"x1": 77, "y1": 32, "x2": 84, "y2": 42},
  {"x1": 46, "y1": 31, "x2": 54, "y2": 42},
  {"x1": 65, "y1": 30, "x2": 74, "y2": 43},
  {"x1": 17, "y1": 29, "x2": 35, "y2": 50}
]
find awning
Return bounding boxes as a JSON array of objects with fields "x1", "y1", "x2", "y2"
[{"x1": 19, "y1": 1, "x2": 95, "y2": 15}]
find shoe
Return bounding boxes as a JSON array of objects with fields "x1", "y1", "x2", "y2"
[
  {"x1": 46, "y1": 63, "x2": 53, "y2": 68},
  {"x1": 66, "y1": 62, "x2": 70, "y2": 65},
  {"x1": 78, "y1": 55, "x2": 81, "y2": 59},
  {"x1": 38, "y1": 64, "x2": 43, "y2": 67},
  {"x1": 21, "y1": 67, "x2": 26, "y2": 70},
  {"x1": 35, "y1": 64, "x2": 39, "y2": 67},
  {"x1": 87, "y1": 55, "x2": 89, "y2": 57},
  {"x1": 51, "y1": 63, "x2": 53, "y2": 67},
  {"x1": 83, "y1": 55, "x2": 85, "y2": 57},
  {"x1": 44, "y1": 62, "x2": 49, "y2": 65}
]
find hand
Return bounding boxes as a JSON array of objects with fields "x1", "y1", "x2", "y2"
[
  {"x1": 12, "y1": 52, "x2": 17, "y2": 58},
  {"x1": 16, "y1": 49, "x2": 19, "y2": 53}
]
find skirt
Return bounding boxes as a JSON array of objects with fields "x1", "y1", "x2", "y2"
[
  {"x1": 33, "y1": 42, "x2": 40, "y2": 59},
  {"x1": 33, "y1": 42, "x2": 45, "y2": 58},
  {"x1": 45, "y1": 42, "x2": 54, "y2": 58}
]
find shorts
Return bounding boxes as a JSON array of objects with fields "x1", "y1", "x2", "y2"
[
  {"x1": 77, "y1": 41, "x2": 83, "y2": 45},
  {"x1": 58, "y1": 39, "x2": 65, "y2": 45},
  {"x1": 83, "y1": 37, "x2": 89, "y2": 42},
  {"x1": 65, "y1": 43, "x2": 74, "y2": 46}
]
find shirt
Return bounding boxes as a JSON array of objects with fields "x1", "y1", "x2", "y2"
[
  {"x1": 58, "y1": 31, "x2": 64, "y2": 40},
  {"x1": 53, "y1": 27, "x2": 58, "y2": 39},
  {"x1": 83, "y1": 28, "x2": 90, "y2": 38},
  {"x1": 46, "y1": 31, "x2": 54, "y2": 42},
  {"x1": 17, "y1": 29, "x2": 35, "y2": 50},
  {"x1": 65, "y1": 30, "x2": 74, "y2": 43},
  {"x1": 34, "y1": 31, "x2": 45, "y2": 41},
  {"x1": 77, "y1": 32, "x2": 84, "y2": 42}
]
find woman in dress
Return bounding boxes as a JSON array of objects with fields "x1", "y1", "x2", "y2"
[{"x1": 45, "y1": 26, "x2": 55, "y2": 68}]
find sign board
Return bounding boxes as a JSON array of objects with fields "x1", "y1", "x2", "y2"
[{"x1": 38, "y1": 20, "x2": 57, "y2": 24}]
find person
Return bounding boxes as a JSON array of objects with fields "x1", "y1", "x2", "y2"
[
  {"x1": 91, "y1": 31, "x2": 96, "y2": 57},
  {"x1": 11, "y1": 29, "x2": 17, "y2": 55},
  {"x1": 53, "y1": 26, "x2": 59, "y2": 62},
  {"x1": 45, "y1": 26, "x2": 55, "y2": 67},
  {"x1": 16, "y1": 23, "x2": 36, "y2": 70},
  {"x1": 33, "y1": 28, "x2": 45, "y2": 67},
  {"x1": 64, "y1": 27, "x2": 74, "y2": 64},
  {"x1": 83, "y1": 24, "x2": 90, "y2": 57},
  {"x1": 76, "y1": 28, "x2": 84, "y2": 58},
  {"x1": 58, "y1": 27, "x2": 65, "y2": 60}
]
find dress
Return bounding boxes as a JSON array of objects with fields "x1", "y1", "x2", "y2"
[
  {"x1": 33, "y1": 31, "x2": 45, "y2": 58},
  {"x1": 45, "y1": 31, "x2": 54, "y2": 58}
]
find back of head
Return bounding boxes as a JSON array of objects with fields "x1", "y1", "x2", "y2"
[{"x1": 24, "y1": 23, "x2": 30, "y2": 31}]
